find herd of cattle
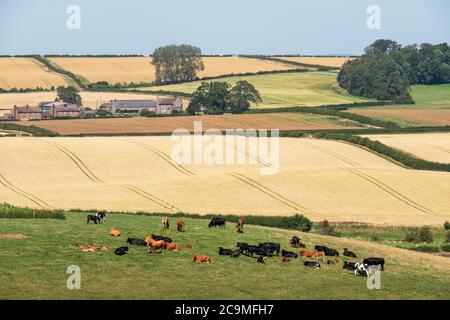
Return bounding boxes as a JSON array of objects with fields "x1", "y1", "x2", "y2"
[{"x1": 85, "y1": 213, "x2": 385, "y2": 277}]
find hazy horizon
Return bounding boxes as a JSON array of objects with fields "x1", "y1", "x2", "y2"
[{"x1": 0, "y1": 0, "x2": 449, "y2": 55}]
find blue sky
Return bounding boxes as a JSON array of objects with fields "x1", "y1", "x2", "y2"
[{"x1": 0, "y1": 0, "x2": 449, "y2": 55}]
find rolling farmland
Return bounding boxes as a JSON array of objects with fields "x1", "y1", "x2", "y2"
[
  {"x1": 0, "y1": 57, "x2": 68, "y2": 89},
  {"x1": 366, "y1": 133, "x2": 450, "y2": 163},
  {"x1": 276, "y1": 56, "x2": 353, "y2": 68},
  {"x1": 47, "y1": 56, "x2": 296, "y2": 84},
  {"x1": 133, "y1": 72, "x2": 372, "y2": 108},
  {"x1": 0, "y1": 136, "x2": 448, "y2": 225},
  {"x1": 11, "y1": 113, "x2": 365, "y2": 135}
]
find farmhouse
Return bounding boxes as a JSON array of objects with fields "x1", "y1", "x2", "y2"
[
  {"x1": 100, "y1": 96, "x2": 183, "y2": 114},
  {"x1": 38, "y1": 101, "x2": 81, "y2": 118},
  {"x1": 11, "y1": 105, "x2": 47, "y2": 121}
]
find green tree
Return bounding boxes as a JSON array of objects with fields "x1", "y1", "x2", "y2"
[
  {"x1": 152, "y1": 44, "x2": 205, "y2": 84},
  {"x1": 56, "y1": 86, "x2": 82, "y2": 105},
  {"x1": 227, "y1": 80, "x2": 262, "y2": 114},
  {"x1": 187, "y1": 81, "x2": 230, "y2": 115}
]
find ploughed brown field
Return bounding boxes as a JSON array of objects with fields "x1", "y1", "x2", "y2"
[
  {"x1": 10, "y1": 113, "x2": 364, "y2": 135},
  {"x1": 348, "y1": 109, "x2": 450, "y2": 126}
]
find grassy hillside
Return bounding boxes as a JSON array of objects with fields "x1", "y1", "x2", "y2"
[
  {"x1": 0, "y1": 212, "x2": 449, "y2": 299},
  {"x1": 132, "y1": 72, "x2": 372, "y2": 108}
]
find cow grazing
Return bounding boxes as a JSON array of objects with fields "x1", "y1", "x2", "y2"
[
  {"x1": 161, "y1": 216, "x2": 169, "y2": 229},
  {"x1": 110, "y1": 227, "x2": 121, "y2": 237},
  {"x1": 282, "y1": 256, "x2": 292, "y2": 263},
  {"x1": 315, "y1": 245, "x2": 339, "y2": 257},
  {"x1": 209, "y1": 217, "x2": 226, "y2": 228},
  {"x1": 304, "y1": 261, "x2": 321, "y2": 270},
  {"x1": 151, "y1": 234, "x2": 172, "y2": 243},
  {"x1": 176, "y1": 219, "x2": 185, "y2": 232},
  {"x1": 281, "y1": 249, "x2": 298, "y2": 259},
  {"x1": 343, "y1": 248, "x2": 357, "y2": 258},
  {"x1": 343, "y1": 261, "x2": 357, "y2": 271},
  {"x1": 363, "y1": 257, "x2": 385, "y2": 271},
  {"x1": 257, "y1": 256, "x2": 266, "y2": 264},
  {"x1": 126, "y1": 238, "x2": 147, "y2": 246},
  {"x1": 87, "y1": 215, "x2": 101, "y2": 224},
  {"x1": 114, "y1": 246, "x2": 129, "y2": 256},
  {"x1": 218, "y1": 247, "x2": 233, "y2": 256},
  {"x1": 327, "y1": 258, "x2": 340, "y2": 265},
  {"x1": 235, "y1": 217, "x2": 245, "y2": 233},
  {"x1": 145, "y1": 235, "x2": 165, "y2": 255},
  {"x1": 96, "y1": 211, "x2": 107, "y2": 224},
  {"x1": 259, "y1": 242, "x2": 281, "y2": 256},
  {"x1": 164, "y1": 242, "x2": 181, "y2": 251},
  {"x1": 193, "y1": 255, "x2": 211, "y2": 263}
]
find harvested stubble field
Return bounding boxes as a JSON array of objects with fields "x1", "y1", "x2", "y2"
[
  {"x1": 0, "y1": 57, "x2": 68, "y2": 89},
  {"x1": 275, "y1": 56, "x2": 353, "y2": 68},
  {"x1": 48, "y1": 56, "x2": 296, "y2": 84},
  {"x1": 0, "y1": 136, "x2": 448, "y2": 225},
  {"x1": 1, "y1": 212, "x2": 449, "y2": 299},
  {"x1": 133, "y1": 72, "x2": 372, "y2": 108},
  {"x1": 11, "y1": 113, "x2": 364, "y2": 135},
  {"x1": 365, "y1": 133, "x2": 450, "y2": 164},
  {"x1": 0, "y1": 91, "x2": 187, "y2": 110}
]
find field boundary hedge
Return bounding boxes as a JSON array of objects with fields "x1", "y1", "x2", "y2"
[
  {"x1": 31, "y1": 56, "x2": 87, "y2": 89},
  {"x1": 0, "y1": 122, "x2": 59, "y2": 137},
  {"x1": 0, "y1": 203, "x2": 65, "y2": 219},
  {"x1": 240, "y1": 55, "x2": 340, "y2": 71}
]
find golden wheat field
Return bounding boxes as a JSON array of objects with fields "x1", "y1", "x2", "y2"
[
  {"x1": 48, "y1": 56, "x2": 295, "y2": 84},
  {"x1": 277, "y1": 56, "x2": 353, "y2": 68},
  {"x1": 365, "y1": 133, "x2": 450, "y2": 164},
  {"x1": 0, "y1": 136, "x2": 448, "y2": 225},
  {"x1": 0, "y1": 58, "x2": 68, "y2": 89},
  {"x1": 0, "y1": 91, "x2": 188, "y2": 110}
]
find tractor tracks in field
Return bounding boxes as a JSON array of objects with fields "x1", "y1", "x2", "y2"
[
  {"x1": 43, "y1": 140, "x2": 181, "y2": 212},
  {"x1": 306, "y1": 140, "x2": 435, "y2": 214},
  {"x1": 0, "y1": 173, "x2": 51, "y2": 209},
  {"x1": 228, "y1": 172, "x2": 312, "y2": 213},
  {"x1": 229, "y1": 144, "x2": 272, "y2": 168},
  {"x1": 129, "y1": 140, "x2": 195, "y2": 176}
]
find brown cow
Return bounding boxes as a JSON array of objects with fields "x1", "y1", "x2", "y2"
[
  {"x1": 164, "y1": 242, "x2": 181, "y2": 251},
  {"x1": 235, "y1": 217, "x2": 245, "y2": 233},
  {"x1": 299, "y1": 249, "x2": 316, "y2": 258},
  {"x1": 282, "y1": 256, "x2": 292, "y2": 263},
  {"x1": 314, "y1": 250, "x2": 326, "y2": 261},
  {"x1": 109, "y1": 227, "x2": 121, "y2": 237},
  {"x1": 161, "y1": 216, "x2": 169, "y2": 229},
  {"x1": 186, "y1": 242, "x2": 193, "y2": 249},
  {"x1": 177, "y1": 219, "x2": 185, "y2": 232},
  {"x1": 327, "y1": 258, "x2": 340, "y2": 265},
  {"x1": 145, "y1": 235, "x2": 165, "y2": 255},
  {"x1": 193, "y1": 255, "x2": 211, "y2": 263}
]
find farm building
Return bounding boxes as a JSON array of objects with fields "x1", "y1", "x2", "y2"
[
  {"x1": 100, "y1": 96, "x2": 183, "y2": 115},
  {"x1": 38, "y1": 101, "x2": 81, "y2": 118},
  {"x1": 11, "y1": 105, "x2": 47, "y2": 121}
]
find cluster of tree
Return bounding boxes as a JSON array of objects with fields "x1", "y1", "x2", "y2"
[
  {"x1": 338, "y1": 39, "x2": 450, "y2": 103},
  {"x1": 0, "y1": 86, "x2": 55, "y2": 94},
  {"x1": 186, "y1": 80, "x2": 261, "y2": 115},
  {"x1": 152, "y1": 45, "x2": 205, "y2": 84},
  {"x1": 56, "y1": 86, "x2": 82, "y2": 105}
]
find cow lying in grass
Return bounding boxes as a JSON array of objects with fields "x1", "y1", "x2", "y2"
[
  {"x1": 343, "y1": 248, "x2": 357, "y2": 258},
  {"x1": 219, "y1": 247, "x2": 241, "y2": 257},
  {"x1": 343, "y1": 261, "x2": 357, "y2": 271},
  {"x1": 164, "y1": 242, "x2": 181, "y2": 251},
  {"x1": 304, "y1": 261, "x2": 321, "y2": 270},
  {"x1": 193, "y1": 255, "x2": 211, "y2": 263},
  {"x1": 126, "y1": 238, "x2": 147, "y2": 246},
  {"x1": 281, "y1": 249, "x2": 298, "y2": 259},
  {"x1": 72, "y1": 243, "x2": 109, "y2": 252},
  {"x1": 315, "y1": 245, "x2": 339, "y2": 257},
  {"x1": 290, "y1": 236, "x2": 305, "y2": 248},
  {"x1": 110, "y1": 227, "x2": 121, "y2": 237},
  {"x1": 151, "y1": 234, "x2": 172, "y2": 243},
  {"x1": 114, "y1": 246, "x2": 129, "y2": 256}
]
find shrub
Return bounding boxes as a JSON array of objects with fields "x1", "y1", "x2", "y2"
[
  {"x1": 440, "y1": 243, "x2": 450, "y2": 252},
  {"x1": 444, "y1": 221, "x2": 450, "y2": 230},
  {"x1": 418, "y1": 226, "x2": 434, "y2": 243},
  {"x1": 314, "y1": 220, "x2": 340, "y2": 237},
  {"x1": 404, "y1": 227, "x2": 419, "y2": 242},
  {"x1": 446, "y1": 231, "x2": 450, "y2": 243},
  {"x1": 412, "y1": 245, "x2": 441, "y2": 253}
]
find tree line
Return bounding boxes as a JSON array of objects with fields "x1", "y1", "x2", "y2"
[{"x1": 338, "y1": 39, "x2": 450, "y2": 103}]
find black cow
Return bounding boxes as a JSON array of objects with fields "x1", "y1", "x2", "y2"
[
  {"x1": 259, "y1": 242, "x2": 281, "y2": 256},
  {"x1": 343, "y1": 248, "x2": 357, "y2": 258},
  {"x1": 114, "y1": 246, "x2": 129, "y2": 256},
  {"x1": 218, "y1": 247, "x2": 233, "y2": 256},
  {"x1": 237, "y1": 242, "x2": 249, "y2": 254},
  {"x1": 87, "y1": 215, "x2": 101, "y2": 224},
  {"x1": 343, "y1": 261, "x2": 357, "y2": 271},
  {"x1": 126, "y1": 238, "x2": 147, "y2": 246},
  {"x1": 363, "y1": 257, "x2": 385, "y2": 271},
  {"x1": 257, "y1": 256, "x2": 266, "y2": 264},
  {"x1": 230, "y1": 249, "x2": 241, "y2": 258},
  {"x1": 209, "y1": 217, "x2": 226, "y2": 228},
  {"x1": 303, "y1": 261, "x2": 321, "y2": 270},
  {"x1": 281, "y1": 249, "x2": 298, "y2": 259},
  {"x1": 247, "y1": 245, "x2": 267, "y2": 257},
  {"x1": 290, "y1": 236, "x2": 301, "y2": 247},
  {"x1": 315, "y1": 245, "x2": 339, "y2": 257},
  {"x1": 151, "y1": 234, "x2": 172, "y2": 243},
  {"x1": 96, "y1": 211, "x2": 107, "y2": 224}
]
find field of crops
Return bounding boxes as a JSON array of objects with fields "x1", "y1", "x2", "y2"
[
  {"x1": 48, "y1": 56, "x2": 296, "y2": 84},
  {"x1": 133, "y1": 72, "x2": 372, "y2": 108},
  {"x1": 276, "y1": 56, "x2": 353, "y2": 68},
  {"x1": 0, "y1": 91, "x2": 187, "y2": 111},
  {"x1": 0, "y1": 136, "x2": 448, "y2": 225},
  {"x1": 365, "y1": 133, "x2": 450, "y2": 164},
  {"x1": 1, "y1": 212, "x2": 449, "y2": 299},
  {"x1": 0, "y1": 57, "x2": 68, "y2": 89},
  {"x1": 12, "y1": 113, "x2": 365, "y2": 135}
]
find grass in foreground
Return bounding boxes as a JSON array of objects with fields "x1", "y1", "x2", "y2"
[
  {"x1": 0, "y1": 212, "x2": 449, "y2": 299},
  {"x1": 131, "y1": 72, "x2": 372, "y2": 108}
]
